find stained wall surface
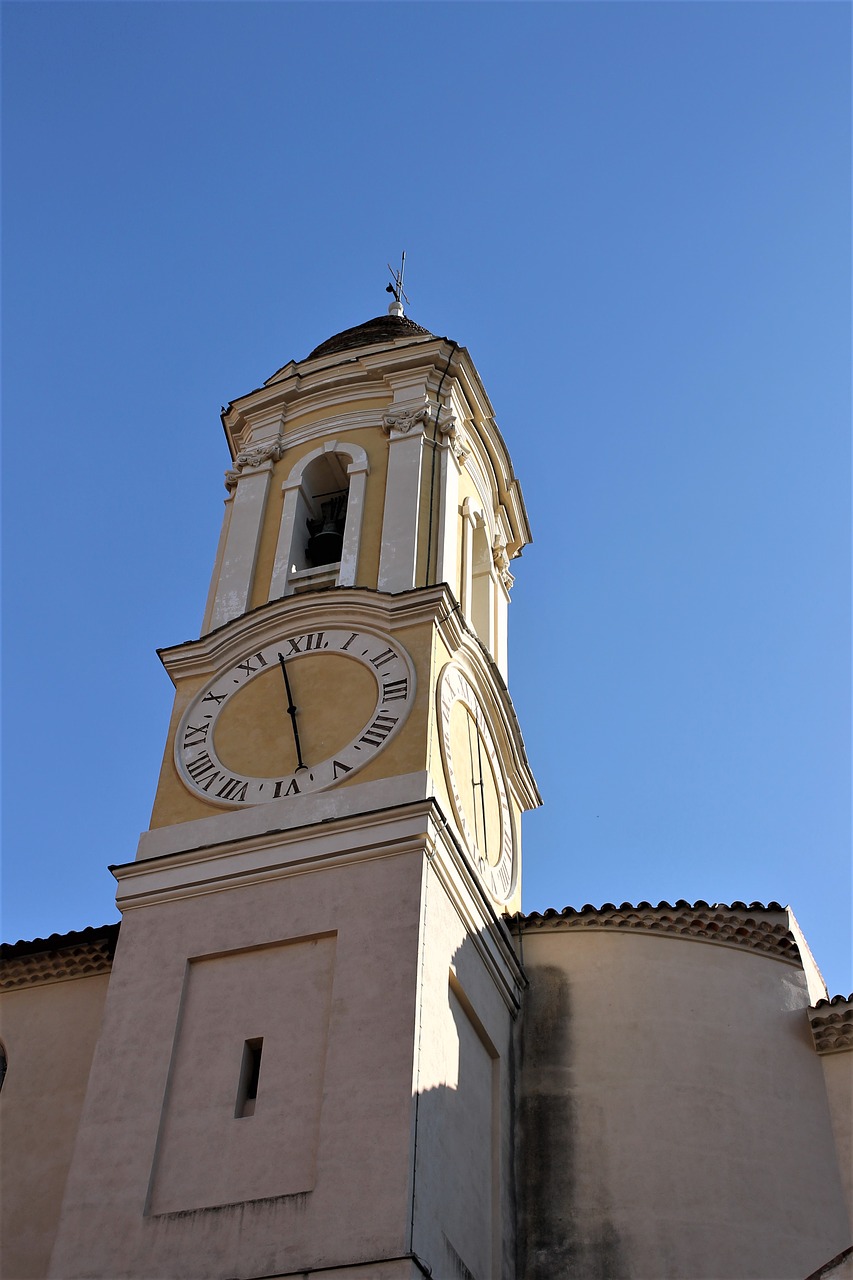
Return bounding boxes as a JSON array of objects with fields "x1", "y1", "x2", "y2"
[{"x1": 514, "y1": 922, "x2": 851, "y2": 1280}]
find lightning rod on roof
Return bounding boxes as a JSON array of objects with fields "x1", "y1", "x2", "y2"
[{"x1": 386, "y1": 252, "x2": 409, "y2": 317}]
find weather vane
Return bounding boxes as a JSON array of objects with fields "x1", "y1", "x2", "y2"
[{"x1": 386, "y1": 251, "x2": 409, "y2": 316}]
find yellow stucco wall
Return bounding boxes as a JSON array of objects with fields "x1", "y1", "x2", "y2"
[{"x1": 247, "y1": 417, "x2": 392, "y2": 611}]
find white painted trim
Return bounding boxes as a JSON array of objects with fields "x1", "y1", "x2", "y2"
[
  {"x1": 269, "y1": 440, "x2": 370, "y2": 599},
  {"x1": 379, "y1": 428, "x2": 425, "y2": 592},
  {"x1": 435, "y1": 433, "x2": 461, "y2": 591},
  {"x1": 209, "y1": 463, "x2": 274, "y2": 631},
  {"x1": 201, "y1": 492, "x2": 234, "y2": 635},
  {"x1": 135, "y1": 771, "x2": 435, "y2": 863}
]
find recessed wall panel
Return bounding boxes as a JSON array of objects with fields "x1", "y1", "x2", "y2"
[{"x1": 149, "y1": 933, "x2": 335, "y2": 1214}]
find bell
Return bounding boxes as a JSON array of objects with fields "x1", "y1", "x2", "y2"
[{"x1": 306, "y1": 494, "x2": 347, "y2": 567}]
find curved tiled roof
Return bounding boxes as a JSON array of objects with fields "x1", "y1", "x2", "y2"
[
  {"x1": 0, "y1": 923, "x2": 119, "y2": 990},
  {"x1": 511, "y1": 901, "x2": 800, "y2": 964},
  {"x1": 809, "y1": 994, "x2": 853, "y2": 1054},
  {"x1": 307, "y1": 313, "x2": 434, "y2": 359}
]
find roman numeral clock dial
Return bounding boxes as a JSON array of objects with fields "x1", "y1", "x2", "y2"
[
  {"x1": 437, "y1": 663, "x2": 516, "y2": 905},
  {"x1": 175, "y1": 629, "x2": 416, "y2": 806}
]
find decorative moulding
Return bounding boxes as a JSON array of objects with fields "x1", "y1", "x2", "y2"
[
  {"x1": 513, "y1": 902, "x2": 802, "y2": 965},
  {"x1": 435, "y1": 410, "x2": 470, "y2": 462},
  {"x1": 381, "y1": 400, "x2": 432, "y2": 436},
  {"x1": 492, "y1": 535, "x2": 514, "y2": 590},
  {"x1": 224, "y1": 439, "x2": 285, "y2": 491},
  {"x1": 809, "y1": 995, "x2": 853, "y2": 1054}
]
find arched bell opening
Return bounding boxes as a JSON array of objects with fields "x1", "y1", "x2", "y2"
[
  {"x1": 295, "y1": 453, "x2": 350, "y2": 573},
  {"x1": 269, "y1": 441, "x2": 370, "y2": 600},
  {"x1": 471, "y1": 519, "x2": 494, "y2": 649}
]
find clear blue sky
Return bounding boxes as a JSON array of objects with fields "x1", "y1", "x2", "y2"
[{"x1": 3, "y1": 2, "x2": 850, "y2": 993}]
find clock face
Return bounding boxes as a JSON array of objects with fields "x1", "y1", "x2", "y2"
[
  {"x1": 437, "y1": 663, "x2": 515, "y2": 903},
  {"x1": 175, "y1": 627, "x2": 416, "y2": 807}
]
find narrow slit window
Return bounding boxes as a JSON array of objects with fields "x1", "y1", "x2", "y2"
[{"x1": 235, "y1": 1037, "x2": 263, "y2": 1118}]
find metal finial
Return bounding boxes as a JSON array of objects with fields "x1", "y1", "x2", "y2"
[{"x1": 386, "y1": 251, "x2": 409, "y2": 316}]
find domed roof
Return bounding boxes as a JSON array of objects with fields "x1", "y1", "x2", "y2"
[{"x1": 307, "y1": 313, "x2": 434, "y2": 360}]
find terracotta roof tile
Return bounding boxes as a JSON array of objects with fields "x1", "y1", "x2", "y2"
[
  {"x1": 307, "y1": 314, "x2": 434, "y2": 359},
  {"x1": 511, "y1": 901, "x2": 799, "y2": 963}
]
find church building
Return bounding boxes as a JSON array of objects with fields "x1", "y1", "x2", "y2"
[{"x1": 1, "y1": 300, "x2": 851, "y2": 1280}]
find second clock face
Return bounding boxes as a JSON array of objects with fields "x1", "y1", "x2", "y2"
[
  {"x1": 175, "y1": 627, "x2": 416, "y2": 807},
  {"x1": 438, "y1": 663, "x2": 515, "y2": 903}
]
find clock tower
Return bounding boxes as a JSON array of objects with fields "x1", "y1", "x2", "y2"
[{"x1": 49, "y1": 305, "x2": 540, "y2": 1280}]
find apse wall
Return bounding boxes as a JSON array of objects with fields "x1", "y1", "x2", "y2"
[{"x1": 513, "y1": 903, "x2": 851, "y2": 1280}]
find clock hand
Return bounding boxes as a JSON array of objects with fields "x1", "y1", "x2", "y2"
[
  {"x1": 277, "y1": 652, "x2": 308, "y2": 771},
  {"x1": 474, "y1": 729, "x2": 489, "y2": 862},
  {"x1": 466, "y1": 714, "x2": 485, "y2": 854}
]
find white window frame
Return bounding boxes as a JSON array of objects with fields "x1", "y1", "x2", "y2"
[{"x1": 269, "y1": 440, "x2": 369, "y2": 599}]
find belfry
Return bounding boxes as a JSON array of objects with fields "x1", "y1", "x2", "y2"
[{"x1": 1, "y1": 297, "x2": 851, "y2": 1280}]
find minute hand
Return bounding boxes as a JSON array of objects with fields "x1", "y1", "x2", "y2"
[{"x1": 278, "y1": 652, "x2": 307, "y2": 771}]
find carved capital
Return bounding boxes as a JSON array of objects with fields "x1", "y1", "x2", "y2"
[
  {"x1": 225, "y1": 439, "x2": 285, "y2": 490},
  {"x1": 382, "y1": 401, "x2": 432, "y2": 437},
  {"x1": 437, "y1": 412, "x2": 470, "y2": 462},
  {"x1": 493, "y1": 535, "x2": 514, "y2": 590}
]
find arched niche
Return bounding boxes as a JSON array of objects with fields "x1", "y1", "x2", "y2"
[
  {"x1": 269, "y1": 440, "x2": 369, "y2": 598},
  {"x1": 462, "y1": 498, "x2": 496, "y2": 654}
]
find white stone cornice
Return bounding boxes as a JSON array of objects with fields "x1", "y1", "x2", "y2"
[
  {"x1": 279, "y1": 406, "x2": 389, "y2": 454},
  {"x1": 123, "y1": 788, "x2": 525, "y2": 1014},
  {"x1": 160, "y1": 585, "x2": 453, "y2": 684},
  {"x1": 125, "y1": 797, "x2": 440, "y2": 904}
]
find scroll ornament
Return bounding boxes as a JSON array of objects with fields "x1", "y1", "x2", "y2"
[
  {"x1": 436, "y1": 412, "x2": 470, "y2": 462},
  {"x1": 225, "y1": 439, "x2": 286, "y2": 490},
  {"x1": 493, "y1": 536, "x2": 514, "y2": 590},
  {"x1": 381, "y1": 401, "x2": 432, "y2": 436}
]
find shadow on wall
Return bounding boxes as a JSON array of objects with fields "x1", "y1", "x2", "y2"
[
  {"x1": 407, "y1": 928, "x2": 630, "y2": 1280},
  {"x1": 513, "y1": 964, "x2": 629, "y2": 1280}
]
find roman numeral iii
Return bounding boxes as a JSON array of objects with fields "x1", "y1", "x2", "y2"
[{"x1": 382, "y1": 678, "x2": 408, "y2": 703}]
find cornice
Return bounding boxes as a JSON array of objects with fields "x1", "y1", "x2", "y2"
[
  {"x1": 512, "y1": 902, "x2": 802, "y2": 966},
  {"x1": 158, "y1": 584, "x2": 452, "y2": 684},
  {"x1": 264, "y1": 332, "x2": 444, "y2": 388},
  {"x1": 435, "y1": 597, "x2": 540, "y2": 809},
  {"x1": 1, "y1": 925, "x2": 118, "y2": 991},
  {"x1": 809, "y1": 994, "x2": 853, "y2": 1055}
]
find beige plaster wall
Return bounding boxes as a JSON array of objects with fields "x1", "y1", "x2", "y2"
[
  {"x1": 515, "y1": 929, "x2": 851, "y2": 1280},
  {"x1": 409, "y1": 857, "x2": 519, "y2": 1279},
  {"x1": 50, "y1": 847, "x2": 426, "y2": 1279},
  {"x1": 1, "y1": 973, "x2": 110, "y2": 1279},
  {"x1": 822, "y1": 1051, "x2": 853, "y2": 1223}
]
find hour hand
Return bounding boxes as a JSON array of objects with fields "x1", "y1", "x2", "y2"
[{"x1": 278, "y1": 652, "x2": 307, "y2": 771}]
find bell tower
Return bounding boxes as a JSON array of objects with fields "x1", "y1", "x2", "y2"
[{"x1": 50, "y1": 302, "x2": 540, "y2": 1280}]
